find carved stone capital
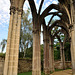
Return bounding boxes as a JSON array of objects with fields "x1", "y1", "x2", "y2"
[
  {"x1": 69, "y1": 37, "x2": 71, "y2": 43},
  {"x1": 10, "y1": 6, "x2": 23, "y2": 15},
  {"x1": 69, "y1": 24, "x2": 74, "y2": 32},
  {"x1": 10, "y1": 6, "x2": 15, "y2": 14},
  {"x1": 43, "y1": 39, "x2": 49, "y2": 43},
  {"x1": 18, "y1": 8, "x2": 23, "y2": 15},
  {"x1": 49, "y1": 44, "x2": 53, "y2": 47},
  {"x1": 32, "y1": 29, "x2": 39, "y2": 34},
  {"x1": 73, "y1": 0, "x2": 75, "y2": 4}
]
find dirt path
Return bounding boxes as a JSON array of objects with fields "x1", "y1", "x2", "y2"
[{"x1": 51, "y1": 69, "x2": 72, "y2": 75}]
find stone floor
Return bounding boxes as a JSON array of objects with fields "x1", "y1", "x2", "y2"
[{"x1": 51, "y1": 69, "x2": 72, "y2": 75}]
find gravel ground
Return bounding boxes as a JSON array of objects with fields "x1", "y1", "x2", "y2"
[{"x1": 51, "y1": 69, "x2": 72, "y2": 75}]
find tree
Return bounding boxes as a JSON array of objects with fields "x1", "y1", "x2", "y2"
[
  {"x1": 19, "y1": 8, "x2": 33, "y2": 58},
  {"x1": 0, "y1": 39, "x2": 7, "y2": 53},
  {"x1": 64, "y1": 42, "x2": 71, "y2": 61},
  {"x1": 54, "y1": 42, "x2": 60, "y2": 60}
]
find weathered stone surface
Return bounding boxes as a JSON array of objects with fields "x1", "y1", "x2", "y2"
[
  {"x1": 18, "y1": 59, "x2": 32, "y2": 73},
  {"x1": 0, "y1": 57, "x2": 4, "y2": 75},
  {"x1": 54, "y1": 61, "x2": 72, "y2": 69},
  {"x1": 0, "y1": 57, "x2": 32, "y2": 74},
  {"x1": 0, "y1": 57, "x2": 72, "y2": 75}
]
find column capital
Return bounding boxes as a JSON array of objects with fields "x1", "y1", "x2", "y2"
[
  {"x1": 73, "y1": 0, "x2": 75, "y2": 4},
  {"x1": 10, "y1": 0, "x2": 25, "y2": 15},
  {"x1": 18, "y1": 8, "x2": 23, "y2": 15},
  {"x1": 43, "y1": 39, "x2": 49, "y2": 43},
  {"x1": 32, "y1": 29, "x2": 39, "y2": 34},
  {"x1": 49, "y1": 44, "x2": 53, "y2": 47},
  {"x1": 69, "y1": 24, "x2": 74, "y2": 32},
  {"x1": 10, "y1": 6, "x2": 15, "y2": 14},
  {"x1": 10, "y1": 6, "x2": 23, "y2": 15}
]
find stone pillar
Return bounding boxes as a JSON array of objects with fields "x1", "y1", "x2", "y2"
[
  {"x1": 60, "y1": 43, "x2": 65, "y2": 69},
  {"x1": 43, "y1": 26, "x2": 50, "y2": 75},
  {"x1": 32, "y1": 29, "x2": 41, "y2": 75},
  {"x1": 70, "y1": 1, "x2": 75, "y2": 75},
  {"x1": 0, "y1": 57, "x2": 4, "y2": 75},
  {"x1": 49, "y1": 37, "x2": 54, "y2": 72},
  {"x1": 60, "y1": 43, "x2": 63, "y2": 63},
  {"x1": 62, "y1": 47, "x2": 66, "y2": 70},
  {"x1": 70, "y1": 26, "x2": 75, "y2": 75},
  {"x1": 3, "y1": 0, "x2": 25, "y2": 75}
]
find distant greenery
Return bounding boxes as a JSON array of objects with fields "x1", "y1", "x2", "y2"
[
  {"x1": 64, "y1": 42, "x2": 71, "y2": 61},
  {"x1": 54, "y1": 42, "x2": 60, "y2": 60},
  {"x1": 19, "y1": 46, "x2": 33, "y2": 59},
  {"x1": 55, "y1": 68, "x2": 63, "y2": 71},
  {"x1": 0, "y1": 39, "x2": 7, "y2": 53},
  {"x1": 0, "y1": 53, "x2": 5, "y2": 57},
  {"x1": 54, "y1": 41, "x2": 71, "y2": 61}
]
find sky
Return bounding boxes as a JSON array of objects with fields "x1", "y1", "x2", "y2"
[{"x1": 0, "y1": 0, "x2": 59, "y2": 52}]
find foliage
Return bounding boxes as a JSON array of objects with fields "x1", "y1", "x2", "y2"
[
  {"x1": 54, "y1": 42, "x2": 60, "y2": 60},
  {"x1": 19, "y1": 8, "x2": 33, "y2": 58},
  {"x1": 64, "y1": 42, "x2": 71, "y2": 61},
  {"x1": 19, "y1": 46, "x2": 33, "y2": 59},
  {"x1": 0, "y1": 53, "x2": 5, "y2": 57},
  {"x1": 0, "y1": 39, "x2": 7, "y2": 53},
  {"x1": 54, "y1": 49, "x2": 60, "y2": 60},
  {"x1": 25, "y1": 46, "x2": 33, "y2": 58}
]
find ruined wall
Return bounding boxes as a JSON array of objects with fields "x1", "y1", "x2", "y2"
[
  {"x1": 0, "y1": 57, "x2": 32, "y2": 74},
  {"x1": 0, "y1": 57, "x2": 4, "y2": 75},
  {"x1": 0, "y1": 57, "x2": 72, "y2": 75},
  {"x1": 18, "y1": 59, "x2": 32, "y2": 73},
  {"x1": 54, "y1": 61, "x2": 72, "y2": 69}
]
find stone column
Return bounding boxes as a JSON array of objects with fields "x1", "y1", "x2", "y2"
[
  {"x1": 60, "y1": 43, "x2": 63, "y2": 63},
  {"x1": 43, "y1": 26, "x2": 50, "y2": 75},
  {"x1": 70, "y1": 26, "x2": 75, "y2": 75},
  {"x1": 49, "y1": 37, "x2": 54, "y2": 72},
  {"x1": 70, "y1": 1, "x2": 75, "y2": 75},
  {"x1": 3, "y1": 0, "x2": 25, "y2": 75},
  {"x1": 62, "y1": 46, "x2": 66, "y2": 70},
  {"x1": 60, "y1": 43, "x2": 65, "y2": 69},
  {"x1": 32, "y1": 29, "x2": 41, "y2": 75},
  {"x1": 3, "y1": 7, "x2": 14, "y2": 75}
]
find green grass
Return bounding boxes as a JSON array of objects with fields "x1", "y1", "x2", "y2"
[
  {"x1": 55, "y1": 68, "x2": 72, "y2": 72},
  {"x1": 18, "y1": 68, "x2": 72, "y2": 75},
  {"x1": 0, "y1": 53, "x2": 5, "y2": 57},
  {"x1": 18, "y1": 72, "x2": 32, "y2": 75},
  {"x1": 55, "y1": 69, "x2": 63, "y2": 72},
  {"x1": 18, "y1": 72, "x2": 45, "y2": 75}
]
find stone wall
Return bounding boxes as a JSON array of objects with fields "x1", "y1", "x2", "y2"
[
  {"x1": 54, "y1": 61, "x2": 72, "y2": 69},
  {"x1": 0, "y1": 57, "x2": 72, "y2": 75},
  {"x1": 65, "y1": 61, "x2": 72, "y2": 68},
  {"x1": 0, "y1": 57, "x2": 4, "y2": 75},
  {"x1": 18, "y1": 59, "x2": 32, "y2": 73},
  {"x1": 0, "y1": 57, "x2": 32, "y2": 74}
]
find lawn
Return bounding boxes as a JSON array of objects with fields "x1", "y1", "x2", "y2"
[
  {"x1": 18, "y1": 72, "x2": 44, "y2": 75},
  {"x1": 18, "y1": 68, "x2": 72, "y2": 75}
]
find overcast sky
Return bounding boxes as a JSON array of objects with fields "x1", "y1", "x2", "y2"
[{"x1": 0, "y1": 0, "x2": 59, "y2": 52}]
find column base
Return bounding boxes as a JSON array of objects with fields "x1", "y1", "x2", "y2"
[
  {"x1": 32, "y1": 70, "x2": 41, "y2": 75},
  {"x1": 44, "y1": 68, "x2": 50, "y2": 75},
  {"x1": 72, "y1": 69, "x2": 75, "y2": 75},
  {"x1": 72, "y1": 73, "x2": 75, "y2": 75},
  {"x1": 50, "y1": 68, "x2": 55, "y2": 73}
]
